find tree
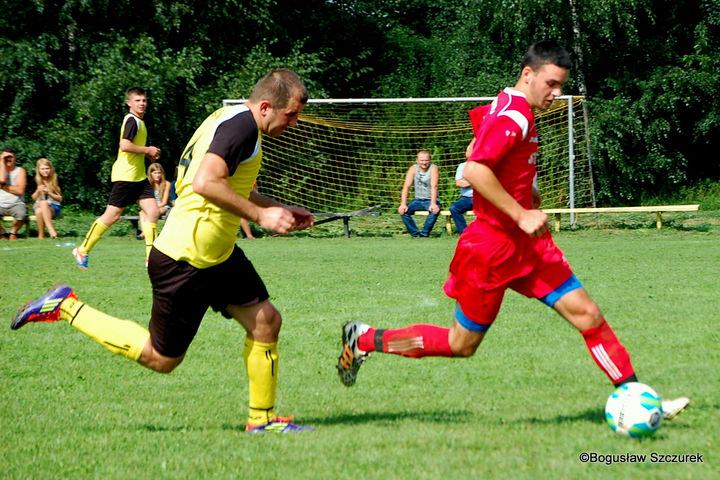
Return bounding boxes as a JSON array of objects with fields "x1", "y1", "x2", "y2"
[
  {"x1": 1, "y1": 0, "x2": 718, "y2": 208},
  {"x1": 0, "y1": 0, "x2": 324, "y2": 209}
]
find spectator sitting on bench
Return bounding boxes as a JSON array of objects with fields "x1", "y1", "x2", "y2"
[
  {"x1": 0, "y1": 148, "x2": 28, "y2": 240},
  {"x1": 32, "y1": 157, "x2": 63, "y2": 239},
  {"x1": 137, "y1": 163, "x2": 171, "y2": 240},
  {"x1": 449, "y1": 161, "x2": 474, "y2": 235},
  {"x1": 398, "y1": 149, "x2": 441, "y2": 237}
]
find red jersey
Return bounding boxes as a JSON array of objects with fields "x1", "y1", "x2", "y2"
[
  {"x1": 468, "y1": 104, "x2": 490, "y2": 136},
  {"x1": 468, "y1": 88, "x2": 538, "y2": 230},
  {"x1": 444, "y1": 88, "x2": 572, "y2": 319}
]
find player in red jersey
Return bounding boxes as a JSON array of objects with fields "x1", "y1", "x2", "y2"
[{"x1": 337, "y1": 40, "x2": 689, "y2": 419}]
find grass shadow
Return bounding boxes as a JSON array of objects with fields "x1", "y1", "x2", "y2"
[
  {"x1": 220, "y1": 408, "x2": 472, "y2": 431},
  {"x1": 140, "y1": 401, "x2": 711, "y2": 433},
  {"x1": 517, "y1": 407, "x2": 605, "y2": 426},
  {"x1": 304, "y1": 408, "x2": 472, "y2": 426}
]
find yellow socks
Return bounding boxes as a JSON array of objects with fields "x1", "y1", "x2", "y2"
[
  {"x1": 243, "y1": 338, "x2": 279, "y2": 426},
  {"x1": 60, "y1": 297, "x2": 149, "y2": 362},
  {"x1": 79, "y1": 219, "x2": 109, "y2": 254},
  {"x1": 141, "y1": 221, "x2": 157, "y2": 260}
]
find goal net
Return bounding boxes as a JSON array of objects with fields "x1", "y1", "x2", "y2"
[{"x1": 223, "y1": 96, "x2": 594, "y2": 214}]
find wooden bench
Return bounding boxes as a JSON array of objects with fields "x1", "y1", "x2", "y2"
[
  {"x1": 414, "y1": 204, "x2": 700, "y2": 234},
  {"x1": 2, "y1": 215, "x2": 37, "y2": 238},
  {"x1": 543, "y1": 205, "x2": 700, "y2": 231},
  {"x1": 412, "y1": 210, "x2": 471, "y2": 235}
]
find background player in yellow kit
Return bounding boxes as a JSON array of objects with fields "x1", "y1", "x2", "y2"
[{"x1": 72, "y1": 87, "x2": 162, "y2": 268}]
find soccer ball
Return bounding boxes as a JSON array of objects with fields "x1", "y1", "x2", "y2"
[{"x1": 605, "y1": 382, "x2": 663, "y2": 438}]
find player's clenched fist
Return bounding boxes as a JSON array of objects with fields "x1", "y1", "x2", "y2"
[
  {"x1": 146, "y1": 146, "x2": 161, "y2": 160},
  {"x1": 288, "y1": 206, "x2": 314, "y2": 230},
  {"x1": 258, "y1": 206, "x2": 296, "y2": 234},
  {"x1": 517, "y1": 209, "x2": 549, "y2": 237}
]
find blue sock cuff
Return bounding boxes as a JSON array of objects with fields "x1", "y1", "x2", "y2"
[
  {"x1": 454, "y1": 303, "x2": 491, "y2": 333},
  {"x1": 541, "y1": 274, "x2": 583, "y2": 307}
]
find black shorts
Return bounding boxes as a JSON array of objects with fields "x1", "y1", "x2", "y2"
[
  {"x1": 147, "y1": 246, "x2": 270, "y2": 357},
  {"x1": 107, "y1": 180, "x2": 155, "y2": 208}
]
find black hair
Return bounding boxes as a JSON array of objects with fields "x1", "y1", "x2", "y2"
[{"x1": 521, "y1": 40, "x2": 573, "y2": 70}]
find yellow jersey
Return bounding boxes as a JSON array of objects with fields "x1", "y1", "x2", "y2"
[
  {"x1": 111, "y1": 113, "x2": 148, "y2": 182},
  {"x1": 153, "y1": 105, "x2": 262, "y2": 268}
]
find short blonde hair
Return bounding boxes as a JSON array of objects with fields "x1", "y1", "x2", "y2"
[{"x1": 249, "y1": 69, "x2": 308, "y2": 108}]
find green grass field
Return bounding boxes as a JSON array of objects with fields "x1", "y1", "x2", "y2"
[{"x1": 1, "y1": 230, "x2": 718, "y2": 479}]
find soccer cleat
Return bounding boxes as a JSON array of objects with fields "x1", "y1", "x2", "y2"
[
  {"x1": 11, "y1": 284, "x2": 76, "y2": 330},
  {"x1": 72, "y1": 247, "x2": 89, "y2": 269},
  {"x1": 662, "y1": 396, "x2": 690, "y2": 420},
  {"x1": 337, "y1": 321, "x2": 371, "y2": 387},
  {"x1": 245, "y1": 416, "x2": 314, "y2": 434}
]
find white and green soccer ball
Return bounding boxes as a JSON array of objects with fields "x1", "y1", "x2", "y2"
[{"x1": 605, "y1": 382, "x2": 663, "y2": 438}]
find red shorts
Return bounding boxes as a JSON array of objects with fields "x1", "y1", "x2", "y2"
[{"x1": 443, "y1": 220, "x2": 573, "y2": 326}]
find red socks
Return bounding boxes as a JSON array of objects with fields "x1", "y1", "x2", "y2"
[
  {"x1": 355, "y1": 319, "x2": 635, "y2": 386},
  {"x1": 358, "y1": 324, "x2": 453, "y2": 358},
  {"x1": 581, "y1": 320, "x2": 636, "y2": 386}
]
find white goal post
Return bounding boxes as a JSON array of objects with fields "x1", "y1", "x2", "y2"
[{"x1": 223, "y1": 96, "x2": 594, "y2": 218}]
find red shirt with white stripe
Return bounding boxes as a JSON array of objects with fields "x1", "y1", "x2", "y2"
[
  {"x1": 444, "y1": 88, "x2": 572, "y2": 304},
  {"x1": 468, "y1": 88, "x2": 538, "y2": 230}
]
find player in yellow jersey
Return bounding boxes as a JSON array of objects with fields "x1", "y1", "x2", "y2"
[
  {"x1": 72, "y1": 87, "x2": 162, "y2": 269},
  {"x1": 13, "y1": 69, "x2": 316, "y2": 433}
]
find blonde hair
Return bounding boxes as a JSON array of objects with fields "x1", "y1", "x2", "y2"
[
  {"x1": 147, "y1": 162, "x2": 167, "y2": 198},
  {"x1": 35, "y1": 158, "x2": 61, "y2": 196}
]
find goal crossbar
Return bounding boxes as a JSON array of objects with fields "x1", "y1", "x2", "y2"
[{"x1": 224, "y1": 95, "x2": 576, "y2": 105}]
